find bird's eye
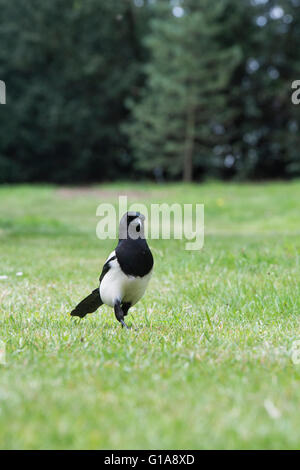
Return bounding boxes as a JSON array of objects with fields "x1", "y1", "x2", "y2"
[{"x1": 136, "y1": 224, "x2": 141, "y2": 232}]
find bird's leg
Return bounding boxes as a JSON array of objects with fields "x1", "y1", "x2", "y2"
[{"x1": 114, "y1": 300, "x2": 130, "y2": 329}]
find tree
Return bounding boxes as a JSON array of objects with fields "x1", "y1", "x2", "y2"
[
  {"x1": 0, "y1": 0, "x2": 299, "y2": 183},
  {"x1": 228, "y1": 0, "x2": 300, "y2": 179},
  {"x1": 125, "y1": 0, "x2": 242, "y2": 181}
]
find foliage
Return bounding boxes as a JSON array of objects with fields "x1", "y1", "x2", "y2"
[
  {"x1": 0, "y1": 0, "x2": 300, "y2": 182},
  {"x1": 125, "y1": 0, "x2": 243, "y2": 180},
  {"x1": 0, "y1": 0, "x2": 146, "y2": 182},
  {"x1": 229, "y1": 0, "x2": 300, "y2": 179}
]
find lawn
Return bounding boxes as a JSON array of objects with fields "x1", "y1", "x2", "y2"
[{"x1": 0, "y1": 181, "x2": 299, "y2": 450}]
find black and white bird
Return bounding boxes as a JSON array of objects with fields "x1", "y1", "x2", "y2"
[{"x1": 71, "y1": 211, "x2": 153, "y2": 329}]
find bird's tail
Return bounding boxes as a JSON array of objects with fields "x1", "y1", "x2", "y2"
[{"x1": 70, "y1": 288, "x2": 102, "y2": 318}]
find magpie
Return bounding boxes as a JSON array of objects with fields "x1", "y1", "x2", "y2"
[{"x1": 70, "y1": 211, "x2": 153, "y2": 329}]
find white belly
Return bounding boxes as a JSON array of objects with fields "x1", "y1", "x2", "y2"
[{"x1": 100, "y1": 259, "x2": 152, "y2": 308}]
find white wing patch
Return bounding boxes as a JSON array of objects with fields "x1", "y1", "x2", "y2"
[{"x1": 104, "y1": 250, "x2": 116, "y2": 263}]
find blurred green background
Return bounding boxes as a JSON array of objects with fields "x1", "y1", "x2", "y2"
[{"x1": 0, "y1": 0, "x2": 300, "y2": 183}]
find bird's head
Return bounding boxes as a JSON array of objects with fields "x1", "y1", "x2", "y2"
[{"x1": 119, "y1": 211, "x2": 146, "y2": 241}]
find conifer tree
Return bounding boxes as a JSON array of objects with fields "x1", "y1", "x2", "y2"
[{"x1": 125, "y1": 0, "x2": 242, "y2": 181}]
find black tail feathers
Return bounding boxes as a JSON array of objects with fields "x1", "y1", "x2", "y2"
[{"x1": 70, "y1": 288, "x2": 102, "y2": 318}]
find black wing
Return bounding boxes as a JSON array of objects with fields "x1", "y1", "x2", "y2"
[{"x1": 99, "y1": 255, "x2": 116, "y2": 284}]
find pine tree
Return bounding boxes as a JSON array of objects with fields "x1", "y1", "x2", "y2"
[{"x1": 125, "y1": 0, "x2": 242, "y2": 181}]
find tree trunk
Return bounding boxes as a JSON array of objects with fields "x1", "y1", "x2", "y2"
[{"x1": 183, "y1": 105, "x2": 195, "y2": 182}]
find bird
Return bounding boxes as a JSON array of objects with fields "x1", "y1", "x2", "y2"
[{"x1": 70, "y1": 211, "x2": 154, "y2": 329}]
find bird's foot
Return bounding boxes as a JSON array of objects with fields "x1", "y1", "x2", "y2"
[{"x1": 120, "y1": 318, "x2": 130, "y2": 330}]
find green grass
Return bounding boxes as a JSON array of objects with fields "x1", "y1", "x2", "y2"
[{"x1": 0, "y1": 181, "x2": 299, "y2": 449}]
